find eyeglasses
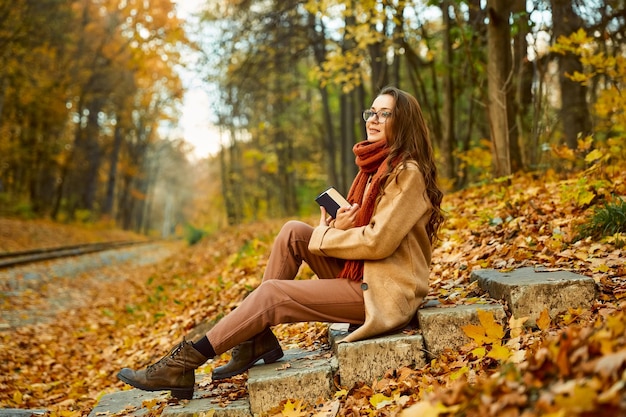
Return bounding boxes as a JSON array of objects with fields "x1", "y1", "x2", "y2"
[{"x1": 362, "y1": 109, "x2": 392, "y2": 123}]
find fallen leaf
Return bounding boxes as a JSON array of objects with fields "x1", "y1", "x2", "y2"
[
  {"x1": 508, "y1": 315, "x2": 529, "y2": 338},
  {"x1": 594, "y1": 349, "x2": 626, "y2": 379},
  {"x1": 462, "y1": 323, "x2": 489, "y2": 345},
  {"x1": 487, "y1": 342, "x2": 512, "y2": 361},
  {"x1": 282, "y1": 399, "x2": 307, "y2": 417},
  {"x1": 333, "y1": 389, "x2": 348, "y2": 399},
  {"x1": 537, "y1": 309, "x2": 551, "y2": 331},
  {"x1": 311, "y1": 399, "x2": 340, "y2": 417},
  {"x1": 370, "y1": 393, "x2": 393, "y2": 409},
  {"x1": 553, "y1": 383, "x2": 597, "y2": 412},
  {"x1": 478, "y1": 309, "x2": 505, "y2": 340},
  {"x1": 400, "y1": 401, "x2": 448, "y2": 417}
]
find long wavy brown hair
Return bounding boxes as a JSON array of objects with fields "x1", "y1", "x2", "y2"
[{"x1": 378, "y1": 86, "x2": 445, "y2": 243}]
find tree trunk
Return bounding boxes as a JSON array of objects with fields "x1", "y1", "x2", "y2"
[
  {"x1": 551, "y1": 0, "x2": 592, "y2": 149},
  {"x1": 512, "y1": 0, "x2": 534, "y2": 169},
  {"x1": 80, "y1": 97, "x2": 104, "y2": 212},
  {"x1": 440, "y1": 1, "x2": 457, "y2": 184},
  {"x1": 308, "y1": 13, "x2": 340, "y2": 188},
  {"x1": 103, "y1": 120, "x2": 123, "y2": 216},
  {"x1": 218, "y1": 128, "x2": 236, "y2": 226},
  {"x1": 339, "y1": 13, "x2": 359, "y2": 194},
  {"x1": 487, "y1": 0, "x2": 513, "y2": 177}
]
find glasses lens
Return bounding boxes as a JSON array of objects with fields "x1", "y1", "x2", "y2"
[{"x1": 363, "y1": 110, "x2": 391, "y2": 122}]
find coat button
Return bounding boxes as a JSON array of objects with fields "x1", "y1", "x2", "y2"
[{"x1": 360, "y1": 282, "x2": 368, "y2": 290}]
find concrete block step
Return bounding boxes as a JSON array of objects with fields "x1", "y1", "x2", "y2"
[
  {"x1": 417, "y1": 303, "x2": 507, "y2": 358},
  {"x1": 162, "y1": 398, "x2": 251, "y2": 417},
  {"x1": 88, "y1": 388, "x2": 168, "y2": 417},
  {"x1": 246, "y1": 349, "x2": 334, "y2": 415},
  {"x1": 0, "y1": 410, "x2": 48, "y2": 417},
  {"x1": 471, "y1": 267, "x2": 597, "y2": 325},
  {"x1": 329, "y1": 324, "x2": 426, "y2": 388},
  {"x1": 88, "y1": 380, "x2": 252, "y2": 417}
]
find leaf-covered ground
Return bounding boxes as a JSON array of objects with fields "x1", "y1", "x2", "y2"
[
  {"x1": 0, "y1": 218, "x2": 146, "y2": 252},
  {"x1": 1, "y1": 170, "x2": 625, "y2": 416}
]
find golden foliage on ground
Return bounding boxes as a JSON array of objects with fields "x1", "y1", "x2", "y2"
[
  {"x1": 1, "y1": 167, "x2": 625, "y2": 416},
  {"x1": 0, "y1": 218, "x2": 146, "y2": 252}
]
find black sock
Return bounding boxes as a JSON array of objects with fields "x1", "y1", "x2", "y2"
[{"x1": 192, "y1": 336, "x2": 216, "y2": 358}]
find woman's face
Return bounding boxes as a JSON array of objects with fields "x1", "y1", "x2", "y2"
[{"x1": 365, "y1": 94, "x2": 395, "y2": 142}]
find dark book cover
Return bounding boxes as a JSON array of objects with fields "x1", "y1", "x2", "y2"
[{"x1": 315, "y1": 187, "x2": 350, "y2": 219}]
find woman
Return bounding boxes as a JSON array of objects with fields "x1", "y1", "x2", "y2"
[{"x1": 117, "y1": 86, "x2": 444, "y2": 400}]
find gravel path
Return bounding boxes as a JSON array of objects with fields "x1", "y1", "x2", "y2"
[{"x1": 0, "y1": 241, "x2": 182, "y2": 330}]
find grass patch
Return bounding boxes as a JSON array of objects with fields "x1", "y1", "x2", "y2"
[{"x1": 576, "y1": 196, "x2": 626, "y2": 242}]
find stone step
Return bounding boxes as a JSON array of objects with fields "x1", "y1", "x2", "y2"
[
  {"x1": 471, "y1": 267, "x2": 597, "y2": 326},
  {"x1": 329, "y1": 323, "x2": 426, "y2": 388},
  {"x1": 88, "y1": 380, "x2": 252, "y2": 417},
  {"x1": 0, "y1": 410, "x2": 48, "y2": 417},
  {"x1": 247, "y1": 349, "x2": 334, "y2": 415},
  {"x1": 417, "y1": 303, "x2": 507, "y2": 359},
  {"x1": 162, "y1": 397, "x2": 251, "y2": 417}
]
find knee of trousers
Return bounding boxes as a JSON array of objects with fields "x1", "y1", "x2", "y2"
[
  {"x1": 238, "y1": 280, "x2": 300, "y2": 327},
  {"x1": 255, "y1": 280, "x2": 295, "y2": 304},
  {"x1": 278, "y1": 220, "x2": 312, "y2": 241}
]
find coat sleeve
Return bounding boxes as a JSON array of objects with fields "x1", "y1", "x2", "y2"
[{"x1": 309, "y1": 163, "x2": 431, "y2": 260}]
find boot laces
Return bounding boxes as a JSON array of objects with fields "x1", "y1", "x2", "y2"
[{"x1": 146, "y1": 340, "x2": 186, "y2": 374}]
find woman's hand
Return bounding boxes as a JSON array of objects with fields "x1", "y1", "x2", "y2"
[
  {"x1": 318, "y1": 206, "x2": 331, "y2": 227},
  {"x1": 318, "y1": 204, "x2": 360, "y2": 229},
  {"x1": 333, "y1": 204, "x2": 360, "y2": 230}
]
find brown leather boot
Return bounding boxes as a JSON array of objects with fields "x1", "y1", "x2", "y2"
[
  {"x1": 117, "y1": 340, "x2": 208, "y2": 400},
  {"x1": 211, "y1": 327, "x2": 283, "y2": 380}
]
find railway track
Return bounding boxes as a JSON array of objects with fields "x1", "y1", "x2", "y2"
[{"x1": 0, "y1": 240, "x2": 150, "y2": 269}]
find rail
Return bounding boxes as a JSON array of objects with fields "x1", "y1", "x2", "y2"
[{"x1": 0, "y1": 240, "x2": 150, "y2": 269}]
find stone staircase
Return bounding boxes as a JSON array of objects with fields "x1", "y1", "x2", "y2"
[{"x1": 78, "y1": 267, "x2": 596, "y2": 417}]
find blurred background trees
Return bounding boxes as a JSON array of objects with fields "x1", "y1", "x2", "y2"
[{"x1": 1, "y1": 0, "x2": 625, "y2": 235}]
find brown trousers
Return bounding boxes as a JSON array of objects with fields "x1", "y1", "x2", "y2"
[{"x1": 206, "y1": 220, "x2": 366, "y2": 355}]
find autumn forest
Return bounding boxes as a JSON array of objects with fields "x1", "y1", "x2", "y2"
[
  {"x1": 1, "y1": 0, "x2": 626, "y2": 415},
  {"x1": 0, "y1": 0, "x2": 623, "y2": 233}
]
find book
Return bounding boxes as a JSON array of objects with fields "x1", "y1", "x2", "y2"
[{"x1": 315, "y1": 187, "x2": 350, "y2": 219}]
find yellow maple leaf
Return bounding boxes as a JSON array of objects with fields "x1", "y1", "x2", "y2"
[
  {"x1": 282, "y1": 399, "x2": 307, "y2": 417},
  {"x1": 370, "y1": 393, "x2": 393, "y2": 409},
  {"x1": 537, "y1": 309, "x2": 551, "y2": 331},
  {"x1": 462, "y1": 324, "x2": 489, "y2": 345},
  {"x1": 477, "y1": 310, "x2": 505, "y2": 340},
  {"x1": 487, "y1": 342, "x2": 512, "y2": 361},
  {"x1": 470, "y1": 347, "x2": 486, "y2": 359},
  {"x1": 463, "y1": 310, "x2": 505, "y2": 346}
]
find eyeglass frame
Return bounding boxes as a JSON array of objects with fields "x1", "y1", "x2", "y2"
[{"x1": 362, "y1": 109, "x2": 393, "y2": 123}]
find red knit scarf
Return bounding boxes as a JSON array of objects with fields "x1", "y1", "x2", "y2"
[{"x1": 339, "y1": 139, "x2": 391, "y2": 281}]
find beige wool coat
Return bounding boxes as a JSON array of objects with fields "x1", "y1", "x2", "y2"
[{"x1": 308, "y1": 161, "x2": 433, "y2": 343}]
